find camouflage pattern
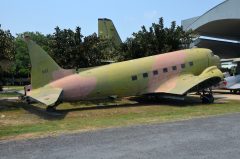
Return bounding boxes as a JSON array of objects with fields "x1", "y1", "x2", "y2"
[
  {"x1": 24, "y1": 37, "x2": 223, "y2": 106},
  {"x1": 98, "y1": 18, "x2": 122, "y2": 46}
]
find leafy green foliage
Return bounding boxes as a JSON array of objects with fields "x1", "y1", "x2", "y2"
[
  {"x1": 0, "y1": 66, "x2": 2, "y2": 91},
  {"x1": 13, "y1": 32, "x2": 51, "y2": 77},
  {"x1": 82, "y1": 33, "x2": 119, "y2": 67},
  {"x1": 0, "y1": 17, "x2": 194, "y2": 82},
  {"x1": 0, "y1": 26, "x2": 16, "y2": 87},
  {"x1": 0, "y1": 25, "x2": 15, "y2": 61},
  {"x1": 49, "y1": 26, "x2": 83, "y2": 68},
  {"x1": 49, "y1": 27, "x2": 118, "y2": 68},
  {"x1": 121, "y1": 17, "x2": 194, "y2": 60}
]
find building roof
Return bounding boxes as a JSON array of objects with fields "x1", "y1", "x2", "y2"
[
  {"x1": 182, "y1": 0, "x2": 240, "y2": 40},
  {"x1": 193, "y1": 38, "x2": 240, "y2": 58}
]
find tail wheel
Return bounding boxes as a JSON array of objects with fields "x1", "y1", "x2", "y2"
[{"x1": 20, "y1": 96, "x2": 31, "y2": 104}]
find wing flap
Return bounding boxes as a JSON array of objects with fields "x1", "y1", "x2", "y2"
[
  {"x1": 151, "y1": 66, "x2": 223, "y2": 95},
  {"x1": 27, "y1": 87, "x2": 62, "y2": 106}
]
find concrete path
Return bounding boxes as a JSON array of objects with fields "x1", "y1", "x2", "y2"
[{"x1": 1, "y1": 113, "x2": 240, "y2": 159}]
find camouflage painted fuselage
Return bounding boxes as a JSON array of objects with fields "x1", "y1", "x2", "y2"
[{"x1": 48, "y1": 48, "x2": 220, "y2": 101}]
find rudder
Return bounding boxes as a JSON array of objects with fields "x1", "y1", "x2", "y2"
[
  {"x1": 24, "y1": 35, "x2": 62, "y2": 89},
  {"x1": 98, "y1": 18, "x2": 122, "y2": 47}
]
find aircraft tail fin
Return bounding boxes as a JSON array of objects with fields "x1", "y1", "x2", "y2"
[
  {"x1": 24, "y1": 35, "x2": 62, "y2": 89},
  {"x1": 98, "y1": 18, "x2": 122, "y2": 46}
]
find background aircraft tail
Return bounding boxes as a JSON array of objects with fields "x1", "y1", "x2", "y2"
[
  {"x1": 24, "y1": 35, "x2": 62, "y2": 89},
  {"x1": 98, "y1": 18, "x2": 122, "y2": 47}
]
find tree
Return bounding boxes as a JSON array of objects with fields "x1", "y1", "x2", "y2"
[
  {"x1": 1, "y1": 17, "x2": 194, "y2": 87},
  {"x1": 49, "y1": 27, "x2": 118, "y2": 68},
  {"x1": 121, "y1": 17, "x2": 194, "y2": 60},
  {"x1": 0, "y1": 25, "x2": 15, "y2": 61},
  {"x1": 49, "y1": 26, "x2": 85, "y2": 68},
  {"x1": 0, "y1": 25, "x2": 15, "y2": 86},
  {"x1": 0, "y1": 66, "x2": 3, "y2": 91},
  {"x1": 13, "y1": 32, "x2": 51, "y2": 77},
  {"x1": 82, "y1": 33, "x2": 104, "y2": 67}
]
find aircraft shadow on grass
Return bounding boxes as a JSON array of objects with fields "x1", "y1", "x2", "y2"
[
  {"x1": 0, "y1": 95, "x2": 227, "y2": 120},
  {"x1": 0, "y1": 99, "x2": 66, "y2": 120}
]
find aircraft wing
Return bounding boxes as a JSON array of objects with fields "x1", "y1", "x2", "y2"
[
  {"x1": 151, "y1": 66, "x2": 223, "y2": 95},
  {"x1": 27, "y1": 87, "x2": 62, "y2": 106},
  {"x1": 228, "y1": 83, "x2": 240, "y2": 90}
]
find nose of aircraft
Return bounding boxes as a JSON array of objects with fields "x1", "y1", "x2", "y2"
[
  {"x1": 213, "y1": 55, "x2": 221, "y2": 68},
  {"x1": 211, "y1": 55, "x2": 221, "y2": 68},
  {"x1": 208, "y1": 51, "x2": 221, "y2": 68}
]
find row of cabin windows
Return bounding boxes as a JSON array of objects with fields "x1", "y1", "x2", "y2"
[{"x1": 131, "y1": 61, "x2": 194, "y2": 81}]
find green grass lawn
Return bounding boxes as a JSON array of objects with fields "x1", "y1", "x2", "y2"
[
  {"x1": 0, "y1": 96, "x2": 240, "y2": 140},
  {"x1": 0, "y1": 86, "x2": 23, "y2": 98},
  {"x1": 2, "y1": 86, "x2": 23, "y2": 91},
  {"x1": 0, "y1": 92, "x2": 20, "y2": 98}
]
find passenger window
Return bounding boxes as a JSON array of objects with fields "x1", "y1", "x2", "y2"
[
  {"x1": 132, "y1": 75, "x2": 137, "y2": 81},
  {"x1": 181, "y1": 64, "x2": 185, "y2": 69},
  {"x1": 163, "y1": 68, "x2": 168, "y2": 73},
  {"x1": 153, "y1": 70, "x2": 158, "y2": 75},
  {"x1": 143, "y1": 73, "x2": 148, "y2": 78},
  {"x1": 189, "y1": 62, "x2": 194, "y2": 66},
  {"x1": 172, "y1": 66, "x2": 177, "y2": 71}
]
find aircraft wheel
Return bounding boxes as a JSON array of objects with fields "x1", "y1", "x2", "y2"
[
  {"x1": 46, "y1": 106, "x2": 56, "y2": 112},
  {"x1": 201, "y1": 94, "x2": 214, "y2": 104},
  {"x1": 26, "y1": 99, "x2": 30, "y2": 104},
  {"x1": 21, "y1": 96, "x2": 30, "y2": 104},
  {"x1": 18, "y1": 95, "x2": 24, "y2": 101}
]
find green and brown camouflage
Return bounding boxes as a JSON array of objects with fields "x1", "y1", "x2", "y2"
[
  {"x1": 24, "y1": 35, "x2": 223, "y2": 106},
  {"x1": 98, "y1": 18, "x2": 122, "y2": 47}
]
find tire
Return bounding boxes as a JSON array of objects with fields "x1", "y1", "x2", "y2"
[
  {"x1": 201, "y1": 94, "x2": 214, "y2": 104},
  {"x1": 46, "y1": 106, "x2": 56, "y2": 112}
]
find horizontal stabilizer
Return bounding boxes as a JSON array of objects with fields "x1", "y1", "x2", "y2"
[{"x1": 27, "y1": 87, "x2": 62, "y2": 106}]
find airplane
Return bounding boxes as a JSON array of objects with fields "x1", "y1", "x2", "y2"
[
  {"x1": 221, "y1": 58, "x2": 240, "y2": 70},
  {"x1": 222, "y1": 75, "x2": 240, "y2": 94},
  {"x1": 23, "y1": 34, "x2": 223, "y2": 111},
  {"x1": 219, "y1": 58, "x2": 240, "y2": 94}
]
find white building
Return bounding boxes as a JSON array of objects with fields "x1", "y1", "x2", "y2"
[{"x1": 182, "y1": 0, "x2": 240, "y2": 58}]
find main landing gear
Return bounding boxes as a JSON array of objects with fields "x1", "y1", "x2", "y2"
[
  {"x1": 199, "y1": 88, "x2": 214, "y2": 104},
  {"x1": 19, "y1": 95, "x2": 32, "y2": 104}
]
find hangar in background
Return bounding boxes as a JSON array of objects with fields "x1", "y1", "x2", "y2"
[{"x1": 182, "y1": 0, "x2": 240, "y2": 58}]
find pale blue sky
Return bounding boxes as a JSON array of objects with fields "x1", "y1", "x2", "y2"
[{"x1": 1, "y1": 0, "x2": 224, "y2": 41}]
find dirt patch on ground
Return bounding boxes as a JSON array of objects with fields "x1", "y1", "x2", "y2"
[{"x1": 213, "y1": 89, "x2": 240, "y2": 101}]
